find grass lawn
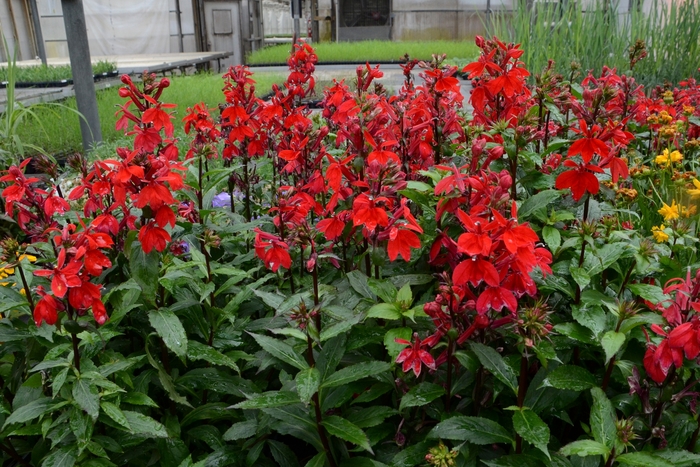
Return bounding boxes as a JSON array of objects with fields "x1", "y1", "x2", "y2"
[
  {"x1": 16, "y1": 72, "x2": 283, "y2": 157},
  {"x1": 247, "y1": 40, "x2": 479, "y2": 65}
]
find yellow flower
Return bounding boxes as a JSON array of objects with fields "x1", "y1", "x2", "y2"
[
  {"x1": 689, "y1": 179, "x2": 700, "y2": 198},
  {"x1": 658, "y1": 200, "x2": 680, "y2": 221},
  {"x1": 655, "y1": 149, "x2": 683, "y2": 166},
  {"x1": 652, "y1": 225, "x2": 669, "y2": 243}
]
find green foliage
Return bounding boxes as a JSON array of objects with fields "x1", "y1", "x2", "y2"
[{"x1": 247, "y1": 40, "x2": 479, "y2": 65}]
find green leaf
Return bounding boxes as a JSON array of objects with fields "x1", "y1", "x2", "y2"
[
  {"x1": 321, "y1": 361, "x2": 391, "y2": 389},
  {"x1": 268, "y1": 439, "x2": 300, "y2": 467},
  {"x1": 616, "y1": 452, "x2": 674, "y2": 467},
  {"x1": 345, "y1": 406, "x2": 396, "y2": 428},
  {"x1": 149, "y1": 308, "x2": 188, "y2": 359},
  {"x1": 233, "y1": 391, "x2": 301, "y2": 409},
  {"x1": 322, "y1": 415, "x2": 373, "y2": 453},
  {"x1": 628, "y1": 283, "x2": 669, "y2": 305},
  {"x1": 366, "y1": 303, "x2": 401, "y2": 320},
  {"x1": 384, "y1": 328, "x2": 412, "y2": 360},
  {"x1": 428, "y1": 416, "x2": 514, "y2": 445},
  {"x1": 590, "y1": 387, "x2": 616, "y2": 449},
  {"x1": 512, "y1": 408, "x2": 550, "y2": 459},
  {"x1": 122, "y1": 411, "x2": 169, "y2": 438},
  {"x1": 656, "y1": 450, "x2": 700, "y2": 467},
  {"x1": 559, "y1": 439, "x2": 610, "y2": 457},
  {"x1": 399, "y1": 382, "x2": 445, "y2": 411},
  {"x1": 470, "y1": 342, "x2": 518, "y2": 394},
  {"x1": 601, "y1": 331, "x2": 626, "y2": 363},
  {"x1": 367, "y1": 278, "x2": 397, "y2": 303},
  {"x1": 396, "y1": 283, "x2": 412, "y2": 306},
  {"x1": 249, "y1": 333, "x2": 309, "y2": 371},
  {"x1": 296, "y1": 368, "x2": 321, "y2": 405},
  {"x1": 99, "y1": 401, "x2": 130, "y2": 431},
  {"x1": 543, "y1": 365, "x2": 596, "y2": 391},
  {"x1": 187, "y1": 341, "x2": 239, "y2": 373},
  {"x1": 347, "y1": 271, "x2": 374, "y2": 299},
  {"x1": 3, "y1": 398, "x2": 62, "y2": 428},
  {"x1": 570, "y1": 267, "x2": 591, "y2": 290},
  {"x1": 518, "y1": 189, "x2": 562, "y2": 219},
  {"x1": 41, "y1": 445, "x2": 77, "y2": 467},
  {"x1": 303, "y1": 453, "x2": 326, "y2": 467},
  {"x1": 72, "y1": 378, "x2": 100, "y2": 421},
  {"x1": 130, "y1": 241, "x2": 159, "y2": 305},
  {"x1": 223, "y1": 419, "x2": 257, "y2": 441},
  {"x1": 0, "y1": 324, "x2": 30, "y2": 342},
  {"x1": 542, "y1": 226, "x2": 561, "y2": 252},
  {"x1": 123, "y1": 392, "x2": 159, "y2": 407}
]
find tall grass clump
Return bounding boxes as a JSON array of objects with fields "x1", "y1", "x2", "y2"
[{"x1": 490, "y1": 0, "x2": 700, "y2": 86}]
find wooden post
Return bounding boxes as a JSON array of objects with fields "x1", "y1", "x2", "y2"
[{"x1": 61, "y1": 0, "x2": 102, "y2": 152}]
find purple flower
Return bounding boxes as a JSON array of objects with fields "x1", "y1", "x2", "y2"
[
  {"x1": 169, "y1": 240, "x2": 190, "y2": 257},
  {"x1": 212, "y1": 192, "x2": 232, "y2": 208}
]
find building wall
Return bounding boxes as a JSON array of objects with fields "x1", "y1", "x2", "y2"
[{"x1": 0, "y1": 0, "x2": 37, "y2": 61}]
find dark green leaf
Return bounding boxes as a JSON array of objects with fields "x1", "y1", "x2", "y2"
[
  {"x1": 303, "y1": 453, "x2": 326, "y2": 467},
  {"x1": 347, "y1": 271, "x2": 374, "y2": 299},
  {"x1": 130, "y1": 241, "x2": 159, "y2": 305},
  {"x1": 470, "y1": 342, "x2": 518, "y2": 394},
  {"x1": 601, "y1": 331, "x2": 626, "y2": 363},
  {"x1": 72, "y1": 379, "x2": 100, "y2": 421},
  {"x1": 570, "y1": 267, "x2": 591, "y2": 290},
  {"x1": 249, "y1": 333, "x2": 308, "y2": 371},
  {"x1": 656, "y1": 450, "x2": 700, "y2": 467},
  {"x1": 41, "y1": 445, "x2": 77, "y2": 467},
  {"x1": 590, "y1": 387, "x2": 616, "y2": 448},
  {"x1": 616, "y1": 452, "x2": 674, "y2": 467},
  {"x1": 559, "y1": 439, "x2": 610, "y2": 457},
  {"x1": 518, "y1": 189, "x2": 562, "y2": 219},
  {"x1": 399, "y1": 382, "x2": 445, "y2": 411},
  {"x1": 367, "y1": 278, "x2": 397, "y2": 303},
  {"x1": 3, "y1": 398, "x2": 62, "y2": 428},
  {"x1": 268, "y1": 439, "x2": 300, "y2": 467},
  {"x1": 321, "y1": 361, "x2": 391, "y2": 388},
  {"x1": 543, "y1": 365, "x2": 596, "y2": 391},
  {"x1": 122, "y1": 411, "x2": 169, "y2": 438},
  {"x1": 512, "y1": 408, "x2": 550, "y2": 459},
  {"x1": 187, "y1": 341, "x2": 239, "y2": 372},
  {"x1": 296, "y1": 368, "x2": 321, "y2": 405},
  {"x1": 232, "y1": 391, "x2": 300, "y2": 409},
  {"x1": 345, "y1": 406, "x2": 396, "y2": 428},
  {"x1": 322, "y1": 415, "x2": 373, "y2": 453},
  {"x1": 149, "y1": 308, "x2": 188, "y2": 359},
  {"x1": 0, "y1": 324, "x2": 30, "y2": 342},
  {"x1": 628, "y1": 283, "x2": 668, "y2": 305},
  {"x1": 223, "y1": 419, "x2": 257, "y2": 441},
  {"x1": 99, "y1": 401, "x2": 130, "y2": 431},
  {"x1": 428, "y1": 416, "x2": 514, "y2": 445}
]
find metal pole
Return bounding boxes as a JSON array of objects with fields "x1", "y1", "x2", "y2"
[
  {"x1": 175, "y1": 0, "x2": 185, "y2": 52},
  {"x1": 61, "y1": 0, "x2": 102, "y2": 152},
  {"x1": 28, "y1": 0, "x2": 47, "y2": 64}
]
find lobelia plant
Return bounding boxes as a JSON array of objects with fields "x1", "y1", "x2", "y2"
[{"x1": 3, "y1": 37, "x2": 700, "y2": 467}]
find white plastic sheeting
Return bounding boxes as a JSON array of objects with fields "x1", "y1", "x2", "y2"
[{"x1": 83, "y1": 0, "x2": 170, "y2": 56}]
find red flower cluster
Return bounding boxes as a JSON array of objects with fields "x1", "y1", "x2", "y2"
[{"x1": 644, "y1": 269, "x2": 700, "y2": 383}]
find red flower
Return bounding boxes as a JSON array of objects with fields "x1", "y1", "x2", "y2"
[
  {"x1": 395, "y1": 333, "x2": 436, "y2": 377},
  {"x1": 387, "y1": 227, "x2": 421, "y2": 261},
  {"x1": 352, "y1": 194, "x2": 389, "y2": 233},
  {"x1": 138, "y1": 221, "x2": 171, "y2": 253},
  {"x1": 34, "y1": 293, "x2": 62, "y2": 326},
  {"x1": 254, "y1": 228, "x2": 292, "y2": 272},
  {"x1": 568, "y1": 120, "x2": 608, "y2": 163},
  {"x1": 34, "y1": 249, "x2": 83, "y2": 298},
  {"x1": 555, "y1": 160, "x2": 603, "y2": 202}
]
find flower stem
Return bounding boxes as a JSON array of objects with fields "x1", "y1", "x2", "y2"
[{"x1": 16, "y1": 263, "x2": 34, "y2": 312}]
